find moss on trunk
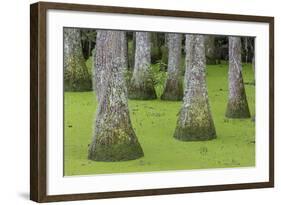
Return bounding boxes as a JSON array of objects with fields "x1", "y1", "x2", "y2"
[
  {"x1": 225, "y1": 88, "x2": 251, "y2": 118},
  {"x1": 64, "y1": 28, "x2": 92, "y2": 91},
  {"x1": 161, "y1": 79, "x2": 183, "y2": 101},
  {"x1": 174, "y1": 99, "x2": 216, "y2": 141},
  {"x1": 129, "y1": 71, "x2": 157, "y2": 100},
  {"x1": 88, "y1": 123, "x2": 144, "y2": 161}
]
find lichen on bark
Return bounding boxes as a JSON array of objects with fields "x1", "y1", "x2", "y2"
[
  {"x1": 128, "y1": 32, "x2": 157, "y2": 100},
  {"x1": 161, "y1": 33, "x2": 183, "y2": 101},
  {"x1": 174, "y1": 34, "x2": 216, "y2": 141},
  {"x1": 88, "y1": 30, "x2": 144, "y2": 161},
  {"x1": 225, "y1": 37, "x2": 250, "y2": 118},
  {"x1": 64, "y1": 28, "x2": 92, "y2": 91}
]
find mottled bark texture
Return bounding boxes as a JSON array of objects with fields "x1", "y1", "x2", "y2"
[
  {"x1": 205, "y1": 35, "x2": 217, "y2": 65},
  {"x1": 174, "y1": 35, "x2": 216, "y2": 141},
  {"x1": 120, "y1": 32, "x2": 128, "y2": 70},
  {"x1": 89, "y1": 31, "x2": 144, "y2": 161},
  {"x1": 64, "y1": 28, "x2": 92, "y2": 91},
  {"x1": 225, "y1": 37, "x2": 251, "y2": 118},
  {"x1": 94, "y1": 31, "x2": 106, "y2": 102},
  {"x1": 161, "y1": 33, "x2": 183, "y2": 101},
  {"x1": 129, "y1": 32, "x2": 157, "y2": 100},
  {"x1": 183, "y1": 34, "x2": 192, "y2": 91},
  {"x1": 95, "y1": 31, "x2": 128, "y2": 101}
]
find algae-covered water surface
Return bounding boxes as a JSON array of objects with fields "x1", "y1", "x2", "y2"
[{"x1": 64, "y1": 63, "x2": 255, "y2": 176}]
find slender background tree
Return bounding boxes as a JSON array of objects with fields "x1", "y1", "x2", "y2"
[
  {"x1": 205, "y1": 35, "x2": 217, "y2": 65},
  {"x1": 120, "y1": 32, "x2": 128, "y2": 70},
  {"x1": 129, "y1": 32, "x2": 157, "y2": 99},
  {"x1": 161, "y1": 33, "x2": 183, "y2": 101},
  {"x1": 225, "y1": 36, "x2": 251, "y2": 118}
]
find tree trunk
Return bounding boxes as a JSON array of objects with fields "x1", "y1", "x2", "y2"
[
  {"x1": 128, "y1": 32, "x2": 136, "y2": 70},
  {"x1": 244, "y1": 37, "x2": 248, "y2": 63},
  {"x1": 205, "y1": 35, "x2": 217, "y2": 65},
  {"x1": 251, "y1": 39, "x2": 255, "y2": 83},
  {"x1": 94, "y1": 30, "x2": 106, "y2": 102},
  {"x1": 129, "y1": 32, "x2": 157, "y2": 100},
  {"x1": 63, "y1": 28, "x2": 92, "y2": 91},
  {"x1": 89, "y1": 30, "x2": 144, "y2": 161},
  {"x1": 225, "y1": 37, "x2": 251, "y2": 118},
  {"x1": 184, "y1": 34, "x2": 192, "y2": 89},
  {"x1": 120, "y1": 32, "x2": 128, "y2": 69},
  {"x1": 174, "y1": 34, "x2": 216, "y2": 141},
  {"x1": 161, "y1": 33, "x2": 183, "y2": 101},
  {"x1": 252, "y1": 55, "x2": 255, "y2": 82}
]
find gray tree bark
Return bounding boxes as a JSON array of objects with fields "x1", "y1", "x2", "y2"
[
  {"x1": 120, "y1": 32, "x2": 128, "y2": 70},
  {"x1": 161, "y1": 33, "x2": 183, "y2": 101},
  {"x1": 94, "y1": 31, "x2": 128, "y2": 101},
  {"x1": 205, "y1": 35, "x2": 217, "y2": 65},
  {"x1": 94, "y1": 30, "x2": 107, "y2": 102},
  {"x1": 244, "y1": 37, "x2": 249, "y2": 63},
  {"x1": 160, "y1": 33, "x2": 169, "y2": 71},
  {"x1": 128, "y1": 32, "x2": 157, "y2": 100},
  {"x1": 184, "y1": 34, "x2": 192, "y2": 89},
  {"x1": 174, "y1": 35, "x2": 216, "y2": 141},
  {"x1": 128, "y1": 32, "x2": 136, "y2": 70},
  {"x1": 63, "y1": 28, "x2": 92, "y2": 91},
  {"x1": 225, "y1": 37, "x2": 250, "y2": 118},
  {"x1": 89, "y1": 30, "x2": 144, "y2": 161}
]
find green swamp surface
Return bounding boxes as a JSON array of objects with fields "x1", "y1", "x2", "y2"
[{"x1": 64, "y1": 63, "x2": 255, "y2": 176}]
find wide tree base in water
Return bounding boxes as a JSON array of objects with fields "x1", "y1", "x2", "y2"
[
  {"x1": 174, "y1": 126, "x2": 216, "y2": 141},
  {"x1": 88, "y1": 142, "x2": 144, "y2": 162},
  {"x1": 225, "y1": 101, "x2": 251, "y2": 118},
  {"x1": 128, "y1": 84, "x2": 157, "y2": 100}
]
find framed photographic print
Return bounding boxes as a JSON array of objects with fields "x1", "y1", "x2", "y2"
[{"x1": 30, "y1": 1, "x2": 274, "y2": 202}]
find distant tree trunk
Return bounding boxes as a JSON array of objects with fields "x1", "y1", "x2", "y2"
[
  {"x1": 244, "y1": 37, "x2": 248, "y2": 63},
  {"x1": 88, "y1": 40, "x2": 92, "y2": 58},
  {"x1": 250, "y1": 40, "x2": 255, "y2": 83},
  {"x1": 174, "y1": 35, "x2": 216, "y2": 141},
  {"x1": 184, "y1": 34, "x2": 192, "y2": 90},
  {"x1": 205, "y1": 35, "x2": 217, "y2": 65},
  {"x1": 225, "y1": 37, "x2": 250, "y2": 118},
  {"x1": 252, "y1": 54, "x2": 255, "y2": 81},
  {"x1": 129, "y1": 32, "x2": 157, "y2": 100},
  {"x1": 160, "y1": 33, "x2": 169, "y2": 71},
  {"x1": 120, "y1": 32, "x2": 128, "y2": 69},
  {"x1": 151, "y1": 33, "x2": 161, "y2": 63},
  {"x1": 161, "y1": 33, "x2": 183, "y2": 101},
  {"x1": 64, "y1": 28, "x2": 92, "y2": 91},
  {"x1": 128, "y1": 32, "x2": 136, "y2": 70},
  {"x1": 88, "y1": 30, "x2": 144, "y2": 161}
]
